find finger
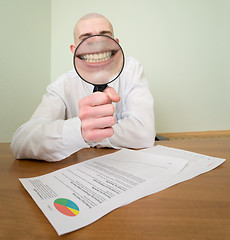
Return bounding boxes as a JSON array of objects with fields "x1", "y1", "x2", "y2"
[
  {"x1": 79, "y1": 92, "x2": 112, "y2": 108},
  {"x1": 81, "y1": 116, "x2": 116, "y2": 130},
  {"x1": 84, "y1": 127, "x2": 114, "y2": 142},
  {"x1": 104, "y1": 87, "x2": 120, "y2": 103},
  {"x1": 79, "y1": 104, "x2": 115, "y2": 119}
]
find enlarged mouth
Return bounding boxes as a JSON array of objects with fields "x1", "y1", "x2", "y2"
[{"x1": 78, "y1": 50, "x2": 117, "y2": 63}]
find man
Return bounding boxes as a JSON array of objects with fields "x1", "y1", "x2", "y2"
[{"x1": 11, "y1": 13, "x2": 155, "y2": 161}]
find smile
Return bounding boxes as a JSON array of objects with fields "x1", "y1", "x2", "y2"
[{"x1": 78, "y1": 51, "x2": 117, "y2": 63}]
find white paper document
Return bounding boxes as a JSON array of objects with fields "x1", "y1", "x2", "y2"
[
  {"x1": 19, "y1": 147, "x2": 225, "y2": 235},
  {"x1": 140, "y1": 145, "x2": 226, "y2": 188},
  {"x1": 19, "y1": 149, "x2": 187, "y2": 235}
]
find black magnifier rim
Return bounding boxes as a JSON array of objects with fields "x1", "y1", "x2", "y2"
[{"x1": 73, "y1": 34, "x2": 125, "y2": 86}]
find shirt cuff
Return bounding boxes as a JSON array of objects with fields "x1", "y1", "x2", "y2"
[{"x1": 62, "y1": 117, "x2": 90, "y2": 155}]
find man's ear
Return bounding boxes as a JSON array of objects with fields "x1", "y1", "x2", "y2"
[
  {"x1": 70, "y1": 44, "x2": 76, "y2": 54},
  {"x1": 115, "y1": 38, "x2": 119, "y2": 44}
]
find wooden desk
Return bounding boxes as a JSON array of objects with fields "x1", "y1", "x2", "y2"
[{"x1": 1, "y1": 135, "x2": 230, "y2": 240}]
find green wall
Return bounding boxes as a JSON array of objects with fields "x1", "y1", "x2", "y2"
[{"x1": 0, "y1": 0, "x2": 51, "y2": 142}]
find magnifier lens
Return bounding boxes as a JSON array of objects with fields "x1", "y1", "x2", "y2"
[{"x1": 73, "y1": 35, "x2": 124, "y2": 91}]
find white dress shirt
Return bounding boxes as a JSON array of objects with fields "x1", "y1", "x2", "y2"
[{"x1": 11, "y1": 56, "x2": 155, "y2": 161}]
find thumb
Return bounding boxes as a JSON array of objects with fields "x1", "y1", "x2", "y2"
[{"x1": 104, "y1": 87, "x2": 121, "y2": 103}]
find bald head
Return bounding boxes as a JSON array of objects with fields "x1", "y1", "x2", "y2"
[
  {"x1": 77, "y1": 13, "x2": 112, "y2": 24},
  {"x1": 73, "y1": 13, "x2": 114, "y2": 45}
]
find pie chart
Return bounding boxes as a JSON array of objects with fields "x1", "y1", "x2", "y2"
[{"x1": 54, "y1": 198, "x2": 80, "y2": 217}]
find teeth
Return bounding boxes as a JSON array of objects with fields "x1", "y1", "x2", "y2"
[{"x1": 80, "y1": 51, "x2": 112, "y2": 63}]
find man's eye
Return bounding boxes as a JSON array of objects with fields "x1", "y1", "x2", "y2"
[
  {"x1": 80, "y1": 34, "x2": 92, "y2": 41},
  {"x1": 100, "y1": 31, "x2": 112, "y2": 37}
]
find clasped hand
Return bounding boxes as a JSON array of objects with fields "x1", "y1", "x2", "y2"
[{"x1": 79, "y1": 87, "x2": 120, "y2": 143}]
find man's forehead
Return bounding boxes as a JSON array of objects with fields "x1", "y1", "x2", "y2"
[{"x1": 76, "y1": 17, "x2": 113, "y2": 36}]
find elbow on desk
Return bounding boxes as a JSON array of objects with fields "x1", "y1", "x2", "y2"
[
  {"x1": 10, "y1": 133, "x2": 57, "y2": 162},
  {"x1": 10, "y1": 140, "x2": 24, "y2": 160},
  {"x1": 132, "y1": 130, "x2": 155, "y2": 149},
  {"x1": 114, "y1": 127, "x2": 155, "y2": 149},
  {"x1": 10, "y1": 141, "x2": 63, "y2": 162}
]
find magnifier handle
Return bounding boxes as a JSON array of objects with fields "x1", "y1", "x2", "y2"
[{"x1": 93, "y1": 84, "x2": 108, "y2": 92}]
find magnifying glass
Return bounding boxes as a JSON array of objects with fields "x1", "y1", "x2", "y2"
[{"x1": 73, "y1": 34, "x2": 125, "y2": 92}]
